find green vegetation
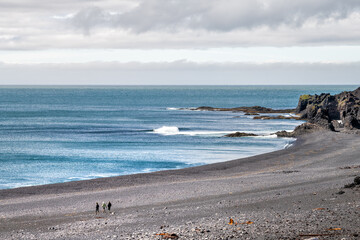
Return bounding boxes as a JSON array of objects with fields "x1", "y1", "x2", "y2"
[{"x1": 300, "y1": 94, "x2": 311, "y2": 101}]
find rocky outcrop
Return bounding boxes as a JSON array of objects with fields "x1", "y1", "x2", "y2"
[
  {"x1": 224, "y1": 132, "x2": 258, "y2": 137},
  {"x1": 275, "y1": 123, "x2": 327, "y2": 138},
  {"x1": 192, "y1": 106, "x2": 294, "y2": 114},
  {"x1": 295, "y1": 87, "x2": 360, "y2": 130},
  {"x1": 253, "y1": 115, "x2": 300, "y2": 120}
]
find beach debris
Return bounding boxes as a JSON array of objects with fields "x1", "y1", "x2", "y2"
[
  {"x1": 299, "y1": 233, "x2": 333, "y2": 237},
  {"x1": 155, "y1": 233, "x2": 179, "y2": 239},
  {"x1": 354, "y1": 176, "x2": 360, "y2": 185},
  {"x1": 328, "y1": 227, "x2": 342, "y2": 231},
  {"x1": 241, "y1": 221, "x2": 254, "y2": 225},
  {"x1": 228, "y1": 218, "x2": 234, "y2": 225},
  {"x1": 336, "y1": 190, "x2": 345, "y2": 195},
  {"x1": 312, "y1": 208, "x2": 325, "y2": 211},
  {"x1": 344, "y1": 176, "x2": 360, "y2": 189},
  {"x1": 281, "y1": 170, "x2": 300, "y2": 174},
  {"x1": 65, "y1": 212, "x2": 76, "y2": 216},
  {"x1": 228, "y1": 219, "x2": 253, "y2": 225},
  {"x1": 340, "y1": 165, "x2": 360, "y2": 169}
]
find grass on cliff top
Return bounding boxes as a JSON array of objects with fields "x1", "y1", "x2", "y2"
[{"x1": 300, "y1": 94, "x2": 312, "y2": 101}]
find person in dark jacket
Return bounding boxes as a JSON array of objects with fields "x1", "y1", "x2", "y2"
[
  {"x1": 107, "y1": 201, "x2": 112, "y2": 212},
  {"x1": 95, "y1": 202, "x2": 99, "y2": 215}
]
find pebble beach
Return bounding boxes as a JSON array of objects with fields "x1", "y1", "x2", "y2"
[{"x1": 0, "y1": 131, "x2": 359, "y2": 239}]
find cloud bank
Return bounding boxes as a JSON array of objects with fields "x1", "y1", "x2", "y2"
[
  {"x1": 1, "y1": 0, "x2": 360, "y2": 49},
  {"x1": 70, "y1": 0, "x2": 360, "y2": 32}
]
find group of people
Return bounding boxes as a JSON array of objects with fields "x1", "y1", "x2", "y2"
[{"x1": 95, "y1": 201, "x2": 112, "y2": 214}]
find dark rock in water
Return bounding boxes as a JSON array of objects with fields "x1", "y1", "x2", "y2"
[
  {"x1": 253, "y1": 115, "x2": 300, "y2": 120},
  {"x1": 274, "y1": 131, "x2": 294, "y2": 138},
  {"x1": 275, "y1": 123, "x2": 326, "y2": 138},
  {"x1": 224, "y1": 132, "x2": 258, "y2": 137},
  {"x1": 244, "y1": 113, "x2": 260, "y2": 115},
  {"x1": 295, "y1": 87, "x2": 360, "y2": 130},
  {"x1": 193, "y1": 106, "x2": 294, "y2": 114}
]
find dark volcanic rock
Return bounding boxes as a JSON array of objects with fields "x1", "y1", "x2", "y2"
[
  {"x1": 253, "y1": 115, "x2": 300, "y2": 120},
  {"x1": 295, "y1": 87, "x2": 360, "y2": 130},
  {"x1": 224, "y1": 132, "x2": 258, "y2": 137},
  {"x1": 244, "y1": 113, "x2": 260, "y2": 115},
  {"x1": 354, "y1": 176, "x2": 360, "y2": 185},
  {"x1": 193, "y1": 106, "x2": 294, "y2": 114},
  {"x1": 274, "y1": 131, "x2": 294, "y2": 138},
  {"x1": 275, "y1": 123, "x2": 327, "y2": 138},
  {"x1": 344, "y1": 176, "x2": 360, "y2": 189}
]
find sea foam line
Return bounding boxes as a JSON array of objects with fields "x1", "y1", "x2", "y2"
[{"x1": 152, "y1": 126, "x2": 235, "y2": 136}]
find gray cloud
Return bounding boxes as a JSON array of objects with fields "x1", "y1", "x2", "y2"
[
  {"x1": 69, "y1": 0, "x2": 360, "y2": 33},
  {"x1": 1, "y1": 0, "x2": 360, "y2": 50}
]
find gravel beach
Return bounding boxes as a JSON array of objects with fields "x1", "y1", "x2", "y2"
[{"x1": 0, "y1": 131, "x2": 359, "y2": 239}]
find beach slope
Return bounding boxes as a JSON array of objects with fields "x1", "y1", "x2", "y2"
[{"x1": 0, "y1": 131, "x2": 359, "y2": 239}]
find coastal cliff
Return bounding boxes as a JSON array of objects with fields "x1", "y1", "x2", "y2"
[
  {"x1": 275, "y1": 87, "x2": 360, "y2": 137},
  {"x1": 296, "y1": 87, "x2": 360, "y2": 130},
  {"x1": 190, "y1": 87, "x2": 360, "y2": 137}
]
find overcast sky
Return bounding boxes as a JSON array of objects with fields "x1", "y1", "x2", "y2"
[{"x1": 1, "y1": 0, "x2": 360, "y2": 85}]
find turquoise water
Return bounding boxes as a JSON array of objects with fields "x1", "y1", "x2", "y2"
[{"x1": 0, "y1": 85, "x2": 356, "y2": 189}]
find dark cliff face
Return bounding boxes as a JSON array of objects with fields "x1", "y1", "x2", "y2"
[{"x1": 295, "y1": 87, "x2": 360, "y2": 130}]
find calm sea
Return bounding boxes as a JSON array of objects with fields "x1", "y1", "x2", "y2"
[{"x1": 0, "y1": 85, "x2": 356, "y2": 189}]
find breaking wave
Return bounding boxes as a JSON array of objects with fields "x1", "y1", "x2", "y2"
[
  {"x1": 153, "y1": 126, "x2": 180, "y2": 135},
  {"x1": 152, "y1": 126, "x2": 234, "y2": 136}
]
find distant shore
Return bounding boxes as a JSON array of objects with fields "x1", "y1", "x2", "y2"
[{"x1": 1, "y1": 131, "x2": 359, "y2": 239}]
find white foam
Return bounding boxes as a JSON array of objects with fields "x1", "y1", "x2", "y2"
[
  {"x1": 152, "y1": 126, "x2": 234, "y2": 136},
  {"x1": 166, "y1": 107, "x2": 179, "y2": 111},
  {"x1": 255, "y1": 134, "x2": 278, "y2": 139},
  {"x1": 153, "y1": 126, "x2": 180, "y2": 135},
  {"x1": 180, "y1": 131, "x2": 234, "y2": 136},
  {"x1": 284, "y1": 143, "x2": 293, "y2": 148},
  {"x1": 82, "y1": 173, "x2": 119, "y2": 179},
  {"x1": 67, "y1": 176, "x2": 92, "y2": 180}
]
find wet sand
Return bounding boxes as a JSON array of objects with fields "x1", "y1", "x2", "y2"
[{"x1": 0, "y1": 131, "x2": 359, "y2": 239}]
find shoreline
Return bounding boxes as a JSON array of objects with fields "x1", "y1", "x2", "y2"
[
  {"x1": 0, "y1": 135, "x2": 300, "y2": 200},
  {"x1": 1, "y1": 131, "x2": 359, "y2": 239}
]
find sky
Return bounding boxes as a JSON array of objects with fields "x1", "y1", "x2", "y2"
[{"x1": 0, "y1": 0, "x2": 360, "y2": 85}]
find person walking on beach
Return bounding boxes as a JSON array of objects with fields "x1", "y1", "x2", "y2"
[
  {"x1": 95, "y1": 202, "x2": 99, "y2": 215},
  {"x1": 107, "y1": 201, "x2": 112, "y2": 212},
  {"x1": 102, "y1": 202, "x2": 106, "y2": 213}
]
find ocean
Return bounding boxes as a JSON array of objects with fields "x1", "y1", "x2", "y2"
[{"x1": 0, "y1": 85, "x2": 356, "y2": 189}]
